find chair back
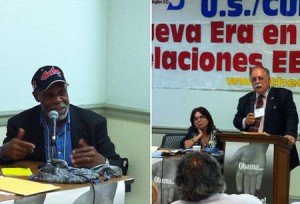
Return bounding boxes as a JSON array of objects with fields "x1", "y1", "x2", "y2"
[{"x1": 160, "y1": 133, "x2": 186, "y2": 149}]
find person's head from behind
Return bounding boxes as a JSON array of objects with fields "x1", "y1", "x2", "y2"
[
  {"x1": 249, "y1": 65, "x2": 270, "y2": 95},
  {"x1": 31, "y1": 65, "x2": 69, "y2": 121},
  {"x1": 175, "y1": 151, "x2": 226, "y2": 202},
  {"x1": 190, "y1": 107, "x2": 215, "y2": 134}
]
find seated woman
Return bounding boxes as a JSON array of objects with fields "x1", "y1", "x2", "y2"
[{"x1": 180, "y1": 107, "x2": 223, "y2": 150}]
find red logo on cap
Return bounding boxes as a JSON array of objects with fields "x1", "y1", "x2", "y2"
[{"x1": 41, "y1": 67, "x2": 61, "y2": 81}]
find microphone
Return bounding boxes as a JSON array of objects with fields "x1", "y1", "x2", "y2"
[
  {"x1": 48, "y1": 110, "x2": 59, "y2": 122},
  {"x1": 48, "y1": 110, "x2": 59, "y2": 160}
]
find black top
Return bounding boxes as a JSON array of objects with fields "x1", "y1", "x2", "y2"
[{"x1": 180, "y1": 126, "x2": 223, "y2": 150}]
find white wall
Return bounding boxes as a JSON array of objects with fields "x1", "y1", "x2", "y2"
[
  {"x1": 0, "y1": 0, "x2": 150, "y2": 113},
  {"x1": 106, "y1": 1, "x2": 150, "y2": 110},
  {"x1": 0, "y1": 1, "x2": 150, "y2": 204},
  {"x1": 152, "y1": 88, "x2": 300, "y2": 132},
  {"x1": 0, "y1": 0, "x2": 107, "y2": 111},
  {"x1": 105, "y1": 2, "x2": 150, "y2": 204}
]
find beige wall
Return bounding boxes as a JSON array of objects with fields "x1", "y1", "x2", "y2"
[
  {"x1": 107, "y1": 117, "x2": 150, "y2": 204},
  {"x1": 290, "y1": 146, "x2": 300, "y2": 198}
]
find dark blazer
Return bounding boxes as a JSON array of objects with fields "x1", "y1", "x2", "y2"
[
  {"x1": 2, "y1": 104, "x2": 123, "y2": 168},
  {"x1": 180, "y1": 127, "x2": 223, "y2": 150},
  {"x1": 233, "y1": 87, "x2": 299, "y2": 170}
]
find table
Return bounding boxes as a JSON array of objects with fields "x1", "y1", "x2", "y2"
[{"x1": 0, "y1": 161, "x2": 134, "y2": 204}]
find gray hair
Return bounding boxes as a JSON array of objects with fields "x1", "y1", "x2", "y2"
[
  {"x1": 175, "y1": 152, "x2": 226, "y2": 202},
  {"x1": 249, "y1": 65, "x2": 270, "y2": 79}
]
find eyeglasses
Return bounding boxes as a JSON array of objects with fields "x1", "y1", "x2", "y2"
[
  {"x1": 194, "y1": 115, "x2": 206, "y2": 121},
  {"x1": 251, "y1": 76, "x2": 266, "y2": 82}
]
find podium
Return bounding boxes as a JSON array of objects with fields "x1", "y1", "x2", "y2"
[{"x1": 219, "y1": 132, "x2": 291, "y2": 204}]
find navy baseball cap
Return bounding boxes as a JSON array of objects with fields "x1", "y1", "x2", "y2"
[{"x1": 31, "y1": 65, "x2": 68, "y2": 91}]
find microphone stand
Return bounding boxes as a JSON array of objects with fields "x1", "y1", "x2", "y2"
[
  {"x1": 50, "y1": 117, "x2": 58, "y2": 161},
  {"x1": 48, "y1": 110, "x2": 59, "y2": 162},
  {"x1": 39, "y1": 110, "x2": 58, "y2": 169}
]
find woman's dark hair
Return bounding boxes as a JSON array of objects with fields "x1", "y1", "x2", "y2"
[
  {"x1": 175, "y1": 152, "x2": 226, "y2": 202},
  {"x1": 189, "y1": 107, "x2": 216, "y2": 134}
]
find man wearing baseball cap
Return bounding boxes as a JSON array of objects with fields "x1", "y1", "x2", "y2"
[{"x1": 0, "y1": 65, "x2": 124, "y2": 170}]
